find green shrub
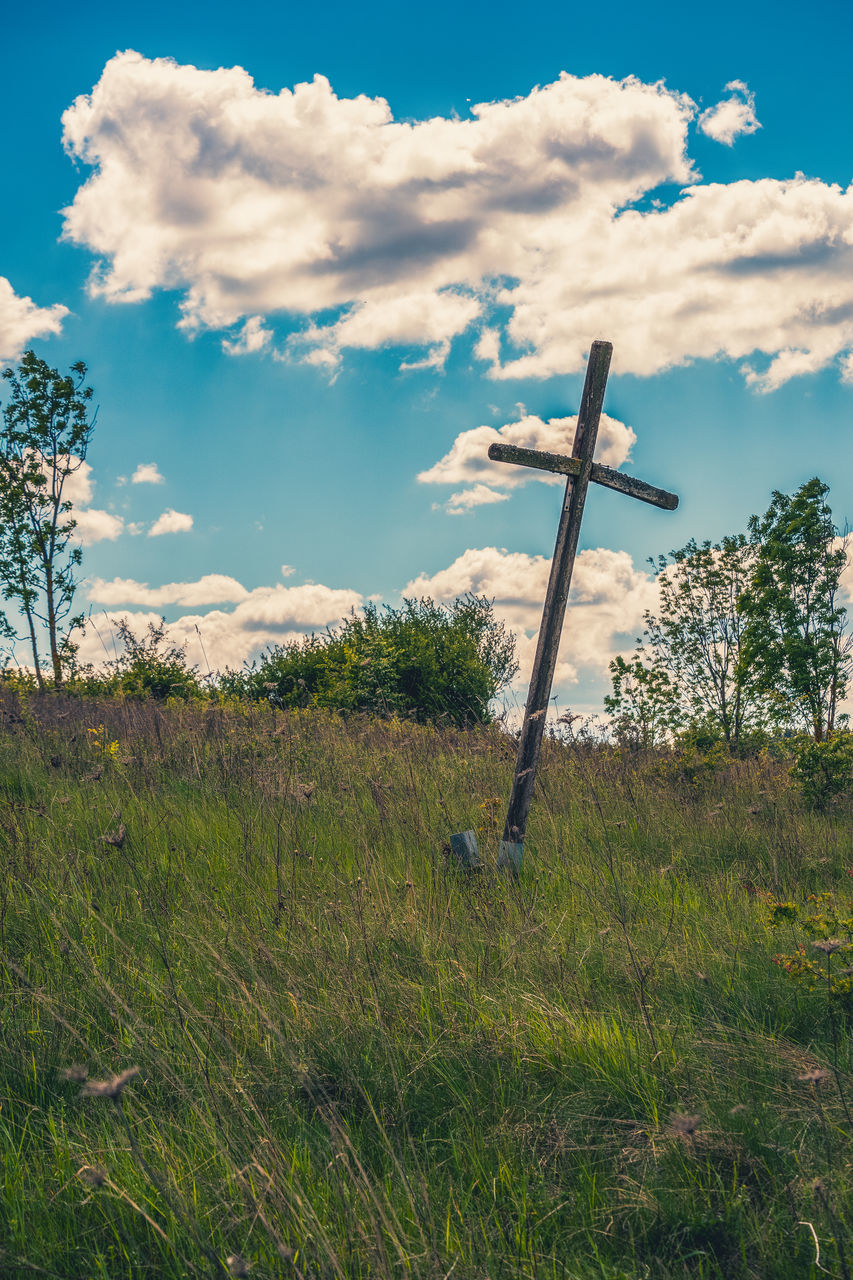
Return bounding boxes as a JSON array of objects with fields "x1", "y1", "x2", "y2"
[
  {"x1": 72, "y1": 618, "x2": 204, "y2": 701},
  {"x1": 0, "y1": 663, "x2": 38, "y2": 694},
  {"x1": 790, "y1": 730, "x2": 853, "y2": 809},
  {"x1": 222, "y1": 595, "x2": 517, "y2": 727},
  {"x1": 769, "y1": 893, "x2": 853, "y2": 1011}
]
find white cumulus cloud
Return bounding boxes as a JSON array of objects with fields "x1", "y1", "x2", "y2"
[
  {"x1": 445, "y1": 484, "x2": 511, "y2": 515},
  {"x1": 56, "y1": 459, "x2": 123, "y2": 545},
  {"x1": 222, "y1": 315, "x2": 273, "y2": 356},
  {"x1": 699, "y1": 81, "x2": 761, "y2": 146},
  {"x1": 76, "y1": 581, "x2": 364, "y2": 672},
  {"x1": 61, "y1": 458, "x2": 95, "y2": 506},
  {"x1": 72, "y1": 508, "x2": 124, "y2": 545},
  {"x1": 58, "y1": 54, "x2": 853, "y2": 388},
  {"x1": 148, "y1": 508, "x2": 193, "y2": 536},
  {"x1": 87, "y1": 573, "x2": 250, "y2": 607},
  {"x1": 132, "y1": 462, "x2": 165, "y2": 484},
  {"x1": 290, "y1": 288, "x2": 481, "y2": 372},
  {"x1": 0, "y1": 277, "x2": 68, "y2": 361}
]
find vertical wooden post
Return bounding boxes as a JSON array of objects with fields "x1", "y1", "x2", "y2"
[{"x1": 497, "y1": 340, "x2": 612, "y2": 871}]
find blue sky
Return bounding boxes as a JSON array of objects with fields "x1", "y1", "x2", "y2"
[{"x1": 1, "y1": 0, "x2": 851, "y2": 713}]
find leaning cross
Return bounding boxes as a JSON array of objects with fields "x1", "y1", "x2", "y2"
[{"x1": 449, "y1": 339, "x2": 679, "y2": 873}]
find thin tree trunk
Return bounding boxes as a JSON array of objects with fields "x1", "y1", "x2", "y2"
[
  {"x1": 45, "y1": 575, "x2": 62, "y2": 687},
  {"x1": 18, "y1": 568, "x2": 45, "y2": 692},
  {"x1": 41, "y1": 489, "x2": 63, "y2": 688}
]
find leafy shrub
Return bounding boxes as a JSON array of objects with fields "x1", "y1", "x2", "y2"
[
  {"x1": 790, "y1": 730, "x2": 853, "y2": 809},
  {"x1": 72, "y1": 618, "x2": 204, "y2": 701},
  {"x1": 658, "y1": 723, "x2": 733, "y2": 787},
  {"x1": 769, "y1": 893, "x2": 853, "y2": 1010},
  {"x1": 0, "y1": 662, "x2": 38, "y2": 693},
  {"x1": 222, "y1": 595, "x2": 517, "y2": 727}
]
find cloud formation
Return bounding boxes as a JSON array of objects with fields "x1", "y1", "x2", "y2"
[
  {"x1": 132, "y1": 462, "x2": 165, "y2": 484},
  {"x1": 62, "y1": 459, "x2": 95, "y2": 507},
  {"x1": 58, "y1": 460, "x2": 124, "y2": 545},
  {"x1": 76, "y1": 580, "x2": 364, "y2": 671},
  {"x1": 62, "y1": 464, "x2": 192, "y2": 542},
  {"x1": 419, "y1": 410, "x2": 635, "y2": 511},
  {"x1": 87, "y1": 573, "x2": 250, "y2": 607},
  {"x1": 445, "y1": 484, "x2": 511, "y2": 515},
  {"x1": 73, "y1": 508, "x2": 124, "y2": 544},
  {"x1": 148, "y1": 508, "x2": 193, "y2": 536},
  {"x1": 699, "y1": 81, "x2": 761, "y2": 146},
  {"x1": 222, "y1": 315, "x2": 273, "y2": 356},
  {"x1": 0, "y1": 277, "x2": 67, "y2": 361},
  {"x1": 60, "y1": 55, "x2": 853, "y2": 389}
]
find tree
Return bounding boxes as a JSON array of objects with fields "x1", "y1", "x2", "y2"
[
  {"x1": 740, "y1": 478, "x2": 851, "y2": 741},
  {"x1": 604, "y1": 654, "x2": 681, "y2": 750},
  {"x1": 606, "y1": 536, "x2": 767, "y2": 751},
  {"x1": 222, "y1": 595, "x2": 518, "y2": 727},
  {"x1": 0, "y1": 350, "x2": 95, "y2": 689}
]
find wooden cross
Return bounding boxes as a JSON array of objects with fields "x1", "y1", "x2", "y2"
[{"x1": 449, "y1": 339, "x2": 679, "y2": 873}]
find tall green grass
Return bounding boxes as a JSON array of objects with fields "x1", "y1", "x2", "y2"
[{"x1": 1, "y1": 691, "x2": 851, "y2": 1278}]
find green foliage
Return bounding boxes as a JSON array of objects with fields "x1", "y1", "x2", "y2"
[
  {"x1": 0, "y1": 350, "x2": 95, "y2": 688},
  {"x1": 223, "y1": 595, "x2": 517, "y2": 726},
  {"x1": 790, "y1": 730, "x2": 853, "y2": 809},
  {"x1": 73, "y1": 618, "x2": 204, "y2": 702},
  {"x1": 671, "y1": 724, "x2": 735, "y2": 780},
  {"x1": 604, "y1": 653, "x2": 680, "y2": 749},
  {"x1": 741, "y1": 478, "x2": 851, "y2": 740},
  {"x1": 607, "y1": 536, "x2": 767, "y2": 752},
  {"x1": 770, "y1": 893, "x2": 853, "y2": 1008},
  {"x1": 606, "y1": 481, "x2": 852, "y2": 751},
  {"x1": 645, "y1": 535, "x2": 767, "y2": 750},
  {"x1": 0, "y1": 662, "x2": 38, "y2": 693}
]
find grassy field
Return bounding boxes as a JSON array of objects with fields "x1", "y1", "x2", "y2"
[{"x1": 1, "y1": 691, "x2": 852, "y2": 1279}]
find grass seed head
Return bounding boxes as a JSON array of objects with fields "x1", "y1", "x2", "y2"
[
  {"x1": 81, "y1": 1065, "x2": 140, "y2": 1099},
  {"x1": 61, "y1": 1064, "x2": 89, "y2": 1084},
  {"x1": 797, "y1": 1067, "x2": 832, "y2": 1085},
  {"x1": 669, "y1": 1112, "x2": 701, "y2": 1138},
  {"x1": 76, "y1": 1164, "x2": 107, "y2": 1187}
]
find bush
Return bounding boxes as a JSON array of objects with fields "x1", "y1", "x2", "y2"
[
  {"x1": 72, "y1": 618, "x2": 204, "y2": 702},
  {"x1": 222, "y1": 595, "x2": 517, "y2": 727},
  {"x1": 790, "y1": 730, "x2": 853, "y2": 809}
]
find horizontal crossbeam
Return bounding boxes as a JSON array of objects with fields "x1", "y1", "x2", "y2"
[{"x1": 487, "y1": 442, "x2": 678, "y2": 511}]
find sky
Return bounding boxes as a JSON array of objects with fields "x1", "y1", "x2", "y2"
[{"x1": 1, "y1": 0, "x2": 852, "y2": 717}]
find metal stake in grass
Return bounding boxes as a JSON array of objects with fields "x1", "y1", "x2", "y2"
[{"x1": 449, "y1": 339, "x2": 679, "y2": 873}]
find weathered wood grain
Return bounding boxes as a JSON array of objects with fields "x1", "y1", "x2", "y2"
[{"x1": 487, "y1": 443, "x2": 678, "y2": 511}]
